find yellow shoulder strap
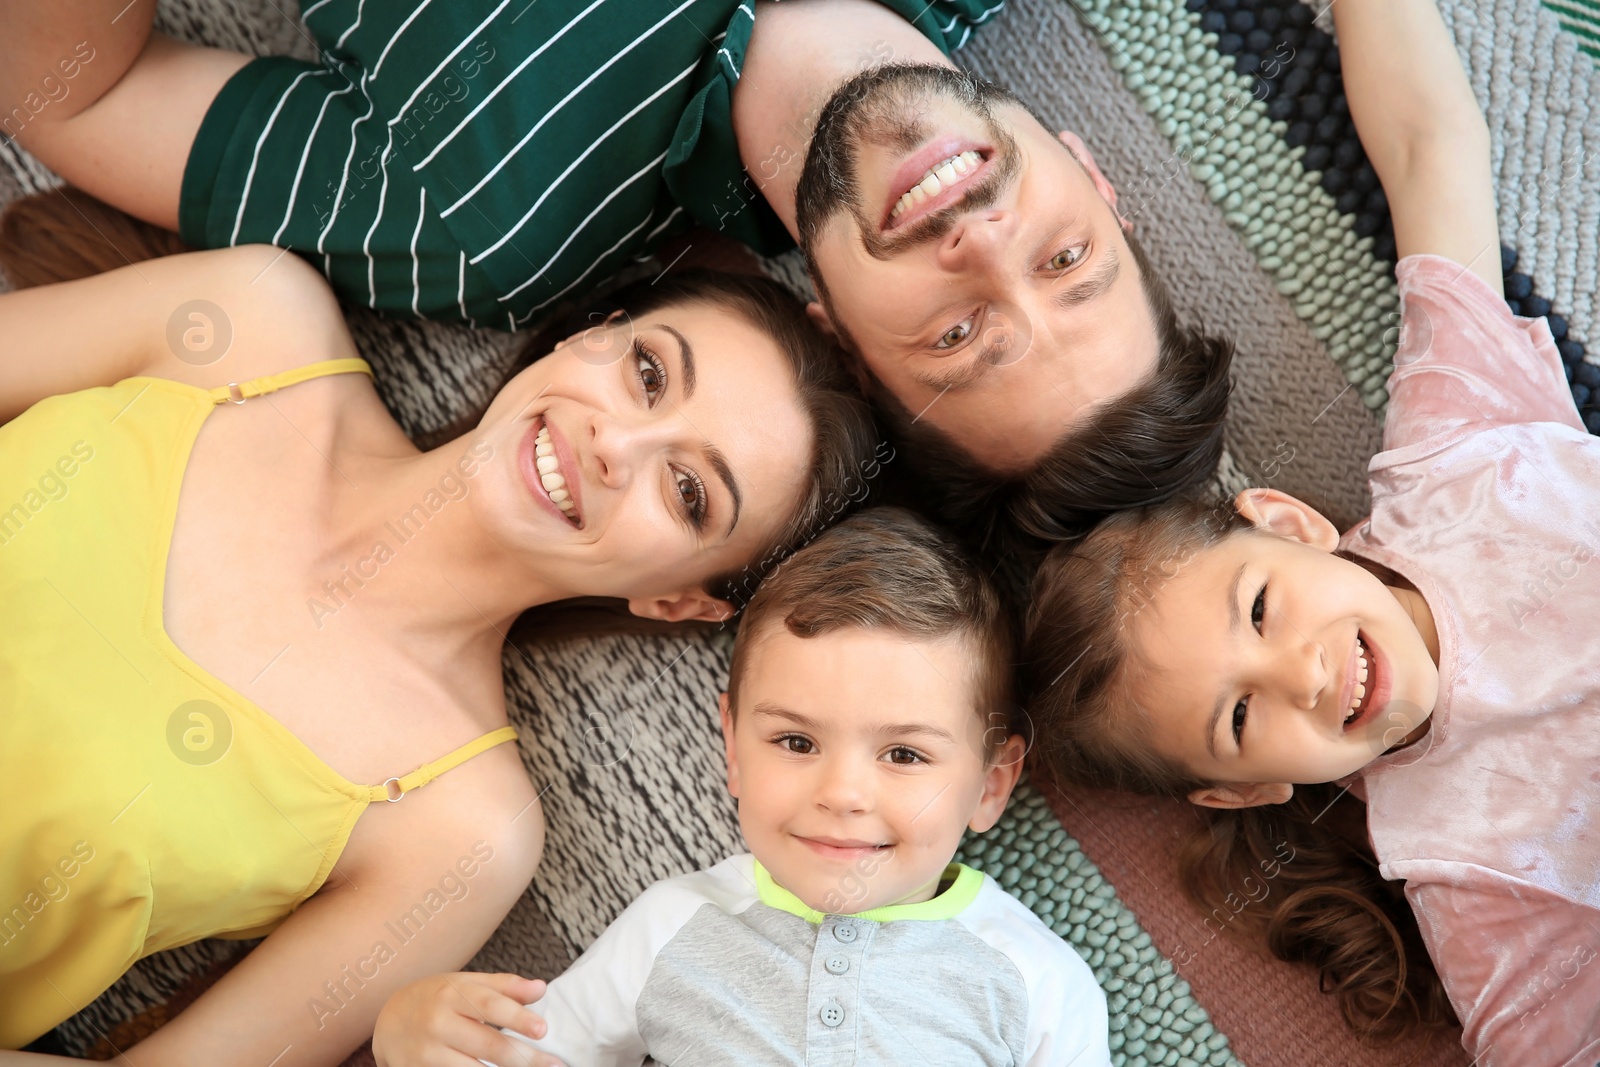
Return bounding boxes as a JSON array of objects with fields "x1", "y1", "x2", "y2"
[
  {"x1": 208, "y1": 358, "x2": 374, "y2": 405},
  {"x1": 370, "y1": 726, "x2": 520, "y2": 803}
]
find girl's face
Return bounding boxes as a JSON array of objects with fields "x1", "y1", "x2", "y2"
[
  {"x1": 466, "y1": 300, "x2": 813, "y2": 619},
  {"x1": 1129, "y1": 490, "x2": 1441, "y2": 799}
]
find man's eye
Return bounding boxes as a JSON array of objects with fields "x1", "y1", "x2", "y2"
[
  {"x1": 935, "y1": 319, "x2": 974, "y2": 349},
  {"x1": 1251, "y1": 585, "x2": 1267, "y2": 632},
  {"x1": 1048, "y1": 245, "x2": 1086, "y2": 271},
  {"x1": 1232, "y1": 700, "x2": 1248, "y2": 745}
]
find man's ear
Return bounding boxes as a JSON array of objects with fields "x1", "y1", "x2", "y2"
[
  {"x1": 969, "y1": 734, "x2": 1027, "y2": 833},
  {"x1": 718, "y1": 692, "x2": 741, "y2": 799},
  {"x1": 1057, "y1": 130, "x2": 1132, "y2": 234},
  {"x1": 1233, "y1": 487, "x2": 1339, "y2": 551},
  {"x1": 627, "y1": 590, "x2": 735, "y2": 624},
  {"x1": 1187, "y1": 781, "x2": 1294, "y2": 809}
]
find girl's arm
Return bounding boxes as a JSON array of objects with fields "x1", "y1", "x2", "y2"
[
  {"x1": 1332, "y1": 0, "x2": 1501, "y2": 295},
  {"x1": 0, "y1": 244, "x2": 356, "y2": 423}
]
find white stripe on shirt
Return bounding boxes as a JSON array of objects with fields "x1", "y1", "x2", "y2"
[
  {"x1": 363, "y1": 126, "x2": 399, "y2": 307},
  {"x1": 229, "y1": 68, "x2": 323, "y2": 245},
  {"x1": 518, "y1": 207, "x2": 659, "y2": 323},
  {"x1": 467, "y1": 62, "x2": 694, "y2": 260},
  {"x1": 271, "y1": 73, "x2": 360, "y2": 246},
  {"x1": 335, "y1": 0, "x2": 367, "y2": 49},
  {"x1": 316, "y1": 83, "x2": 378, "y2": 254},
  {"x1": 300, "y1": 0, "x2": 337, "y2": 20},
  {"x1": 413, "y1": 0, "x2": 610, "y2": 172},
  {"x1": 645, "y1": 205, "x2": 684, "y2": 243},
  {"x1": 387, "y1": 0, "x2": 512, "y2": 125},
  {"x1": 411, "y1": 187, "x2": 427, "y2": 318},
  {"x1": 436, "y1": 0, "x2": 697, "y2": 212},
  {"x1": 371, "y1": 0, "x2": 437, "y2": 79},
  {"x1": 497, "y1": 150, "x2": 666, "y2": 300}
]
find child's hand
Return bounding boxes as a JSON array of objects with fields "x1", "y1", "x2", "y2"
[{"x1": 372, "y1": 971, "x2": 561, "y2": 1067}]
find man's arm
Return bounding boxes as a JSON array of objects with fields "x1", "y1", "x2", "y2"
[
  {"x1": 2, "y1": 1, "x2": 247, "y2": 232},
  {"x1": 1332, "y1": 0, "x2": 1501, "y2": 295}
]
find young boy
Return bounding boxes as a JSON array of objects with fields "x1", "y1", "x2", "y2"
[{"x1": 371, "y1": 507, "x2": 1111, "y2": 1066}]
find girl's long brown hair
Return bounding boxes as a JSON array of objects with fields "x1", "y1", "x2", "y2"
[{"x1": 1021, "y1": 500, "x2": 1456, "y2": 1043}]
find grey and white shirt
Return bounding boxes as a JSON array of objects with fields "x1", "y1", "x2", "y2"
[{"x1": 491, "y1": 853, "x2": 1110, "y2": 1066}]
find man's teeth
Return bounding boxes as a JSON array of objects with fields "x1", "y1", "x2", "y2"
[
  {"x1": 889, "y1": 150, "x2": 982, "y2": 221},
  {"x1": 534, "y1": 426, "x2": 576, "y2": 515},
  {"x1": 1345, "y1": 638, "x2": 1371, "y2": 724}
]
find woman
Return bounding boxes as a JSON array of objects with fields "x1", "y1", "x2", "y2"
[{"x1": 0, "y1": 198, "x2": 877, "y2": 1063}]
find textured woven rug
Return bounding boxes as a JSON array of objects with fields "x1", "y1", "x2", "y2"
[{"x1": 5, "y1": 0, "x2": 1597, "y2": 1064}]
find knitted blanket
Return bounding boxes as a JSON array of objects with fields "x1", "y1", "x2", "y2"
[{"x1": 5, "y1": 0, "x2": 1596, "y2": 1064}]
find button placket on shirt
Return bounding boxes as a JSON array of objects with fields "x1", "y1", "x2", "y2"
[{"x1": 806, "y1": 917, "x2": 871, "y2": 1059}]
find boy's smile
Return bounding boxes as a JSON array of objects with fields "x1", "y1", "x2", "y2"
[{"x1": 719, "y1": 625, "x2": 1021, "y2": 915}]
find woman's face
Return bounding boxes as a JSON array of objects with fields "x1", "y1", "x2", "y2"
[{"x1": 467, "y1": 300, "x2": 813, "y2": 619}]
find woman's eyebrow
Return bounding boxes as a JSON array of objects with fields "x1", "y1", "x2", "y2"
[
  {"x1": 653, "y1": 322, "x2": 740, "y2": 534},
  {"x1": 657, "y1": 323, "x2": 696, "y2": 398}
]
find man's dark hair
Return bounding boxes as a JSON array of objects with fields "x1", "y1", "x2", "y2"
[{"x1": 866, "y1": 229, "x2": 1233, "y2": 595}]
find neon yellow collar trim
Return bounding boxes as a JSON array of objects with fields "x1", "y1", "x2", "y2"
[{"x1": 752, "y1": 858, "x2": 984, "y2": 924}]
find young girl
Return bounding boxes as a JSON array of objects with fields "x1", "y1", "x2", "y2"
[{"x1": 1022, "y1": 2, "x2": 1599, "y2": 1061}]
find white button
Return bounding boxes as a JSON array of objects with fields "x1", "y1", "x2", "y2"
[
  {"x1": 833, "y1": 922, "x2": 857, "y2": 943},
  {"x1": 819, "y1": 1001, "x2": 845, "y2": 1028},
  {"x1": 825, "y1": 954, "x2": 849, "y2": 975}
]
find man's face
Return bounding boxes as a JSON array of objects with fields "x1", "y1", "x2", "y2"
[{"x1": 797, "y1": 65, "x2": 1160, "y2": 474}]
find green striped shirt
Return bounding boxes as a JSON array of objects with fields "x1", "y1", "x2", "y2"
[{"x1": 179, "y1": 0, "x2": 1009, "y2": 331}]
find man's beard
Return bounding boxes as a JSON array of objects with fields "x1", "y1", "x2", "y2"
[{"x1": 795, "y1": 63, "x2": 1023, "y2": 260}]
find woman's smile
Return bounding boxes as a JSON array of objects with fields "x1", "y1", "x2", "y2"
[{"x1": 518, "y1": 414, "x2": 585, "y2": 529}]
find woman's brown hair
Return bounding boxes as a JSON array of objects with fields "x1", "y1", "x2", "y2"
[{"x1": 1021, "y1": 499, "x2": 1456, "y2": 1043}]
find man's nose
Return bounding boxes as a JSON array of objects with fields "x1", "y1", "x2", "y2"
[{"x1": 936, "y1": 209, "x2": 1014, "y2": 272}]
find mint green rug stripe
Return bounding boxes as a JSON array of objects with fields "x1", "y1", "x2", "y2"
[
  {"x1": 1067, "y1": 0, "x2": 1402, "y2": 414},
  {"x1": 957, "y1": 782, "x2": 1242, "y2": 1067}
]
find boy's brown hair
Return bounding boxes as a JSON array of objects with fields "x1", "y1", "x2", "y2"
[{"x1": 726, "y1": 507, "x2": 1017, "y2": 756}]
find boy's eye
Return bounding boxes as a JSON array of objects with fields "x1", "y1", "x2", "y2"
[
  {"x1": 1251, "y1": 584, "x2": 1267, "y2": 632},
  {"x1": 777, "y1": 734, "x2": 815, "y2": 755},
  {"x1": 934, "y1": 318, "x2": 975, "y2": 350},
  {"x1": 885, "y1": 746, "x2": 925, "y2": 766},
  {"x1": 1232, "y1": 700, "x2": 1248, "y2": 746}
]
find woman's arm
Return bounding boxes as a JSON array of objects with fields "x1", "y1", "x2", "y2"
[
  {"x1": 0, "y1": 799, "x2": 543, "y2": 1067},
  {"x1": 1333, "y1": 0, "x2": 1501, "y2": 295},
  {"x1": 0, "y1": 243, "x2": 357, "y2": 423}
]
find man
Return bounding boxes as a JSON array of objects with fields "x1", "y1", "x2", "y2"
[{"x1": 3, "y1": 0, "x2": 1231, "y2": 539}]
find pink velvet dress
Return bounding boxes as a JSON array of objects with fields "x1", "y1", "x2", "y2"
[{"x1": 1341, "y1": 255, "x2": 1600, "y2": 1064}]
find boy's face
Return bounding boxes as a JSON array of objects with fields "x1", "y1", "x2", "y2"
[
  {"x1": 719, "y1": 625, "x2": 1023, "y2": 915},
  {"x1": 1130, "y1": 490, "x2": 1440, "y2": 802}
]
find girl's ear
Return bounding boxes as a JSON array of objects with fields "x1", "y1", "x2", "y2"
[
  {"x1": 1233, "y1": 488, "x2": 1339, "y2": 551},
  {"x1": 1187, "y1": 781, "x2": 1294, "y2": 809}
]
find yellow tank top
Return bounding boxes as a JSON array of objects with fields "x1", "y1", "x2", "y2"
[{"x1": 0, "y1": 360, "x2": 518, "y2": 1048}]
